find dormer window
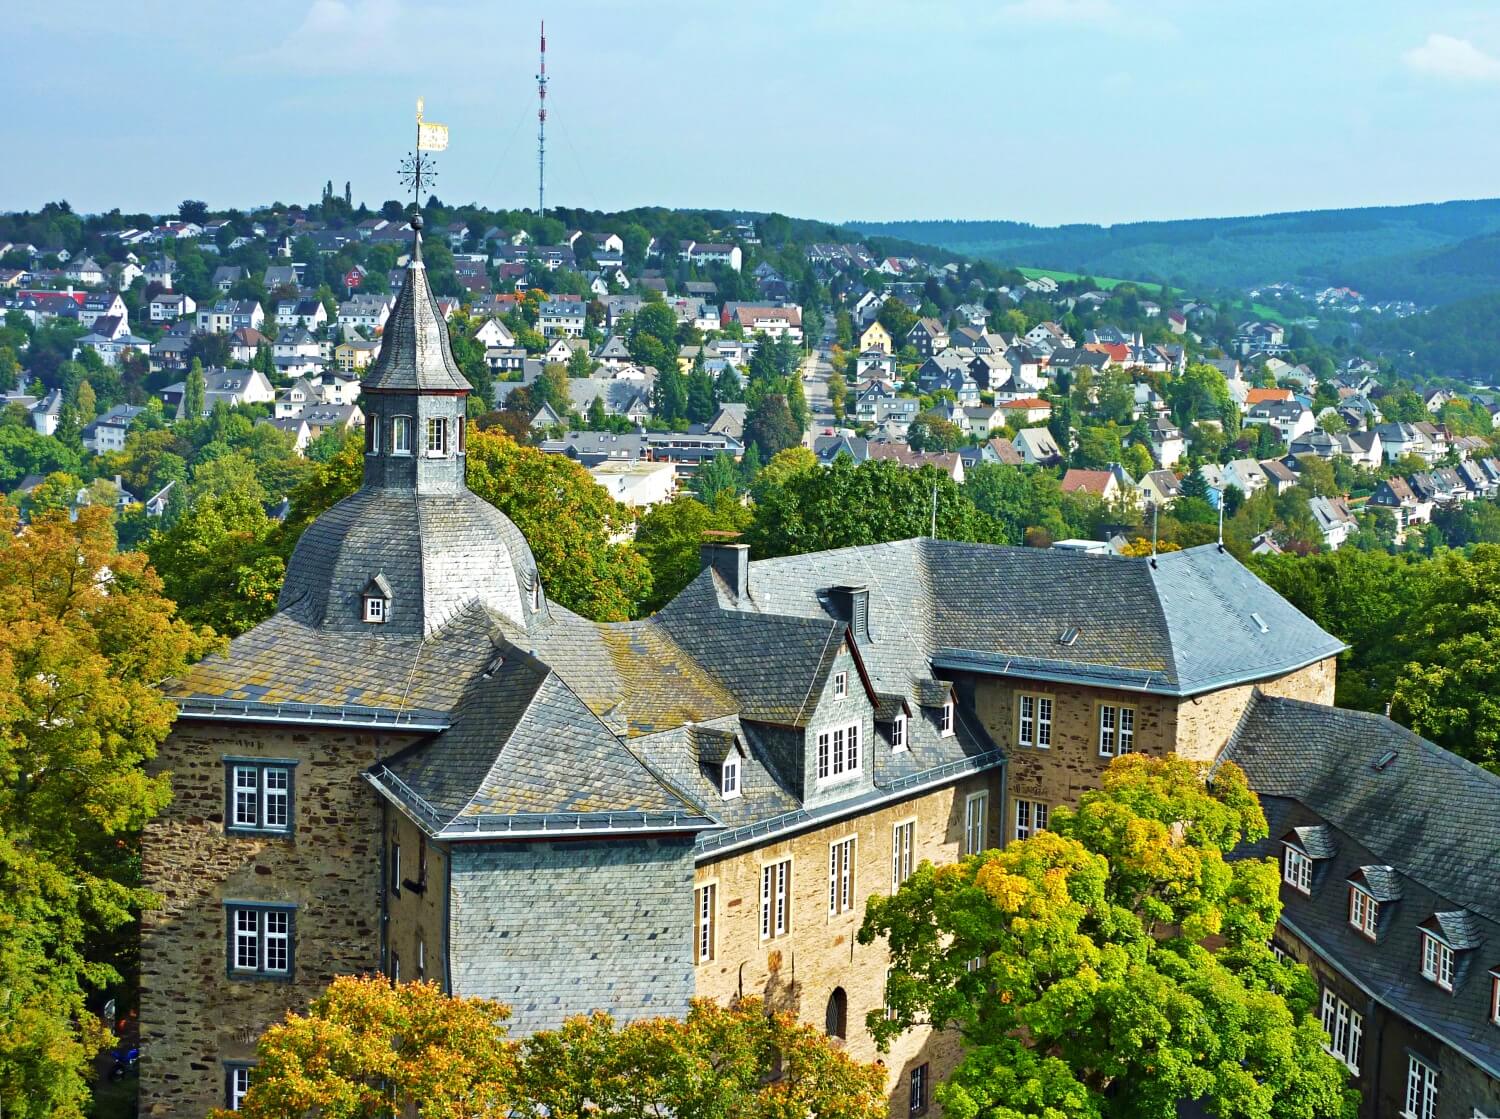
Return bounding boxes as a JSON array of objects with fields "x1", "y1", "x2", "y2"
[
  {"x1": 364, "y1": 414, "x2": 380, "y2": 453},
  {"x1": 1422, "y1": 931, "x2": 1454, "y2": 991},
  {"x1": 362, "y1": 574, "x2": 392, "y2": 624},
  {"x1": 940, "y1": 698, "x2": 954, "y2": 737},
  {"x1": 425, "y1": 417, "x2": 448, "y2": 456},
  {"x1": 1282, "y1": 845, "x2": 1313, "y2": 893},
  {"x1": 720, "y1": 753, "x2": 741, "y2": 799},
  {"x1": 530, "y1": 579, "x2": 542, "y2": 611},
  {"x1": 1348, "y1": 886, "x2": 1378, "y2": 938},
  {"x1": 892, "y1": 713, "x2": 906, "y2": 751},
  {"x1": 833, "y1": 670, "x2": 848, "y2": 699}
]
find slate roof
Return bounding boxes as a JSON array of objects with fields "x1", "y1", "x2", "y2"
[
  {"x1": 1221, "y1": 694, "x2": 1500, "y2": 1078},
  {"x1": 361, "y1": 221, "x2": 470, "y2": 393}
]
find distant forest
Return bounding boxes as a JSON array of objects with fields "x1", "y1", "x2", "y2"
[{"x1": 853, "y1": 199, "x2": 1500, "y2": 306}]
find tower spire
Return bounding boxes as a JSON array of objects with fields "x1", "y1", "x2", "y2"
[{"x1": 537, "y1": 20, "x2": 548, "y2": 217}]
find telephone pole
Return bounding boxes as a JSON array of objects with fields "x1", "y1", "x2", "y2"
[{"x1": 536, "y1": 21, "x2": 548, "y2": 217}]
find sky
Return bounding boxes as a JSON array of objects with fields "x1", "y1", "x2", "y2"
[{"x1": 7, "y1": 0, "x2": 1500, "y2": 227}]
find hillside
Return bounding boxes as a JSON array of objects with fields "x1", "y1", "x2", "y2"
[
  {"x1": 1362, "y1": 291, "x2": 1500, "y2": 380},
  {"x1": 852, "y1": 198, "x2": 1500, "y2": 304}
]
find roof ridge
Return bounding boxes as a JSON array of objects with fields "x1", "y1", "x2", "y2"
[{"x1": 450, "y1": 651, "x2": 552, "y2": 823}]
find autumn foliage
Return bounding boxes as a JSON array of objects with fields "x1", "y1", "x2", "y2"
[{"x1": 217, "y1": 976, "x2": 887, "y2": 1119}]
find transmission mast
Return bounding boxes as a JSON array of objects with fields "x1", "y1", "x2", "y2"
[{"x1": 536, "y1": 21, "x2": 548, "y2": 217}]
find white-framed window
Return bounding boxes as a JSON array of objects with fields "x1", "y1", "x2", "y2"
[
  {"x1": 391, "y1": 953, "x2": 400, "y2": 985},
  {"x1": 964, "y1": 791, "x2": 988, "y2": 856},
  {"x1": 530, "y1": 579, "x2": 542, "y2": 611},
  {"x1": 417, "y1": 938, "x2": 425, "y2": 981},
  {"x1": 1282, "y1": 845, "x2": 1313, "y2": 894},
  {"x1": 1015, "y1": 798, "x2": 1048, "y2": 841},
  {"x1": 1319, "y1": 988, "x2": 1363, "y2": 1074},
  {"x1": 891, "y1": 820, "x2": 914, "y2": 892},
  {"x1": 1349, "y1": 886, "x2": 1378, "y2": 938},
  {"x1": 940, "y1": 697, "x2": 955, "y2": 737},
  {"x1": 833, "y1": 670, "x2": 848, "y2": 699},
  {"x1": 364, "y1": 414, "x2": 380, "y2": 453},
  {"x1": 1421, "y1": 932, "x2": 1454, "y2": 991},
  {"x1": 909, "y1": 1062, "x2": 929, "y2": 1117},
  {"x1": 884, "y1": 967, "x2": 897, "y2": 1020},
  {"x1": 226, "y1": 761, "x2": 294, "y2": 834},
  {"x1": 226, "y1": 1064, "x2": 252, "y2": 1110},
  {"x1": 1404, "y1": 1053, "x2": 1438, "y2": 1119},
  {"x1": 426, "y1": 416, "x2": 448, "y2": 455},
  {"x1": 815, "y1": 722, "x2": 861, "y2": 783},
  {"x1": 891, "y1": 713, "x2": 906, "y2": 751},
  {"x1": 829, "y1": 836, "x2": 856, "y2": 916},
  {"x1": 391, "y1": 841, "x2": 401, "y2": 896},
  {"x1": 1017, "y1": 693, "x2": 1052, "y2": 748},
  {"x1": 761, "y1": 859, "x2": 790, "y2": 940},
  {"x1": 695, "y1": 882, "x2": 717, "y2": 962},
  {"x1": 721, "y1": 755, "x2": 740, "y2": 799},
  {"x1": 391, "y1": 415, "x2": 412, "y2": 454},
  {"x1": 1492, "y1": 973, "x2": 1500, "y2": 1026},
  {"x1": 226, "y1": 905, "x2": 294, "y2": 978},
  {"x1": 364, "y1": 594, "x2": 387, "y2": 623},
  {"x1": 1098, "y1": 703, "x2": 1136, "y2": 756},
  {"x1": 1271, "y1": 941, "x2": 1291, "y2": 965}
]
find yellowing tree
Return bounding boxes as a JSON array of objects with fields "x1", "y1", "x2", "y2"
[{"x1": 0, "y1": 507, "x2": 214, "y2": 1118}]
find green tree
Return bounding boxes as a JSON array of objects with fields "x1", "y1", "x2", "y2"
[
  {"x1": 744, "y1": 393, "x2": 800, "y2": 459},
  {"x1": 184, "y1": 358, "x2": 207, "y2": 420},
  {"x1": 567, "y1": 345, "x2": 594, "y2": 379},
  {"x1": 75, "y1": 379, "x2": 96, "y2": 422},
  {"x1": 1074, "y1": 424, "x2": 1123, "y2": 469},
  {"x1": 861, "y1": 755, "x2": 1358, "y2": 1119},
  {"x1": 964, "y1": 463, "x2": 1068, "y2": 545},
  {"x1": 0, "y1": 507, "x2": 213, "y2": 1119},
  {"x1": 747, "y1": 457, "x2": 1001, "y2": 558},
  {"x1": 634, "y1": 494, "x2": 753, "y2": 614},
  {"x1": 466, "y1": 427, "x2": 650, "y2": 621},
  {"x1": 146, "y1": 488, "x2": 286, "y2": 636},
  {"x1": 685, "y1": 363, "x2": 716, "y2": 424},
  {"x1": 654, "y1": 363, "x2": 687, "y2": 425},
  {"x1": 691, "y1": 451, "x2": 741, "y2": 506}
]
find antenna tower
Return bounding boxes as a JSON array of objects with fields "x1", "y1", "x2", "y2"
[{"x1": 536, "y1": 21, "x2": 548, "y2": 217}]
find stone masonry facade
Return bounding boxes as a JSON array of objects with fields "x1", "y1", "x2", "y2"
[
  {"x1": 694, "y1": 772, "x2": 998, "y2": 1115},
  {"x1": 140, "y1": 724, "x2": 415, "y2": 1119}
]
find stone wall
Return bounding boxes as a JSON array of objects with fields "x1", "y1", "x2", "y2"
[
  {"x1": 448, "y1": 835, "x2": 698, "y2": 1034},
  {"x1": 1170, "y1": 657, "x2": 1337, "y2": 763},
  {"x1": 383, "y1": 809, "x2": 447, "y2": 987},
  {"x1": 694, "y1": 771, "x2": 998, "y2": 1118},
  {"x1": 965, "y1": 657, "x2": 1337, "y2": 842},
  {"x1": 140, "y1": 723, "x2": 409, "y2": 1118}
]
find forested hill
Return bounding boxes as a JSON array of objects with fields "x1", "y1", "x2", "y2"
[{"x1": 852, "y1": 198, "x2": 1500, "y2": 304}]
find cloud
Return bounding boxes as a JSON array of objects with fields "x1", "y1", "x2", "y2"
[
  {"x1": 1403, "y1": 33, "x2": 1500, "y2": 83},
  {"x1": 248, "y1": 0, "x2": 419, "y2": 74}
]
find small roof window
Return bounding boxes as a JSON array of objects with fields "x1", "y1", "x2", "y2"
[{"x1": 362, "y1": 573, "x2": 392, "y2": 624}]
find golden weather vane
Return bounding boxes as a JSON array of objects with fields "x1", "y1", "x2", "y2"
[{"x1": 399, "y1": 97, "x2": 450, "y2": 214}]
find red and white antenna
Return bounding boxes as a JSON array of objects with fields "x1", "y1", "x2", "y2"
[{"x1": 536, "y1": 21, "x2": 548, "y2": 217}]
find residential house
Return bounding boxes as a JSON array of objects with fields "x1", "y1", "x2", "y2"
[
  {"x1": 148, "y1": 292, "x2": 195, "y2": 323},
  {"x1": 1244, "y1": 399, "x2": 1315, "y2": 444},
  {"x1": 161, "y1": 367, "x2": 276, "y2": 418},
  {"x1": 196, "y1": 299, "x2": 264, "y2": 335},
  {"x1": 1137, "y1": 469, "x2": 1182, "y2": 508},
  {"x1": 866, "y1": 442, "x2": 965, "y2": 482},
  {"x1": 1147, "y1": 415, "x2": 1186, "y2": 468},
  {"x1": 81, "y1": 404, "x2": 145, "y2": 454},
  {"x1": 145, "y1": 257, "x2": 175, "y2": 289},
  {"x1": 859, "y1": 321, "x2": 893, "y2": 355},
  {"x1": 211, "y1": 265, "x2": 244, "y2": 293},
  {"x1": 907, "y1": 317, "x2": 949, "y2": 358},
  {"x1": 1307, "y1": 496, "x2": 1357, "y2": 550},
  {"x1": 723, "y1": 304, "x2": 803, "y2": 343},
  {"x1": 335, "y1": 339, "x2": 381, "y2": 374},
  {"x1": 1375, "y1": 423, "x2": 1439, "y2": 466},
  {"x1": 995, "y1": 397, "x2": 1052, "y2": 425},
  {"x1": 1259, "y1": 458, "x2": 1299, "y2": 495},
  {"x1": 588, "y1": 460, "x2": 676, "y2": 510},
  {"x1": 678, "y1": 241, "x2": 742, "y2": 271},
  {"x1": 338, "y1": 294, "x2": 392, "y2": 335},
  {"x1": 1061, "y1": 467, "x2": 1133, "y2": 503},
  {"x1": 1013, "y1": 426, "x2": 1064, "y2": 466},
  {"x1": 474, "y1": 317, "x2": 516, "y2": 349},
  {"x1": 1368, "y1": 476, "x2": 1429, "y2": 534},
  {"x1": 536, "y1": 299, "x2": 588, "y2": 339}
]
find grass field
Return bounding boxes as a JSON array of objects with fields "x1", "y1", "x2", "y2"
[{"x1": 1016, "y1": 266, "x2": 1153, "y2": 291}]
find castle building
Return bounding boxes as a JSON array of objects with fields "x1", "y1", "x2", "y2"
[{"x1": 141, "y1": 220, "x2": 1495, "y2": 1119}]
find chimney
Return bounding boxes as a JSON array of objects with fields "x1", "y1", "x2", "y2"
[
  {"x1": 700, "y1": 541, "x2": 749, "y2": 602},
  {"x1": 829, "y1": 585, "x2": 871, "y2": 644}
]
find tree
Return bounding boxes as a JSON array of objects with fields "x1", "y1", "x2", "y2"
[
  {"x1": 179, "y1": 199, "x2": 210, "y2": 224},
  {"x1": 634, "y1": 494, "x2": 753, "y2": 614},
  {"x1": 747, "y1": 457, "x2": 1002, "y2": 558},
  {"x1": 0, "y1": 507, "x2": 213, "y2": 1119},
  {"x1": 567, "y1": 345, "x2": 594, "y2": 379},
  {"x1": 221, "y1": 976, "x2": 885, "y2": 1119},
  {"x1": 75, "y1": 379, "x2": 96, "y2": 422},
  {"x1": 964, "y1": 463, "x2": 1068, "y2": 545},
  {"x1": 907, "y1": 415, "x2": 963, "y2": 454},
  {"x1": 215, "y1": 976, "x2": 518, "y2": 1119},
  {"x1": 184, "y1": 358, "x2": 207, "y2": 420},
  {"x1": 146, "y1": 488, "x2": 286, "y2": 636},
  {"x1": 466, "y1": 427, "x2": 650, "y2": 621},
  {"x1": 1074, "y1": 424, "x2": 1123, "y2": 469},
  {"x1": 1180, "y1": 465, "x2": 1210, "y2": 501},
  {"x1": 861, "y1": 755, "x2": 1358, "y2": 1119},
  {"x1": 691, "y1": 451, "x2": 740, "y2": 506},
  {"x1": 654, "y1": 363, "x2": 687, "y2": 425},
  {"x1": 744, "y1": 393, "x2": 800, "y2": 459},
  {"x1": 685, "y1": 363, "x2": 716, "y2": 424}
]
